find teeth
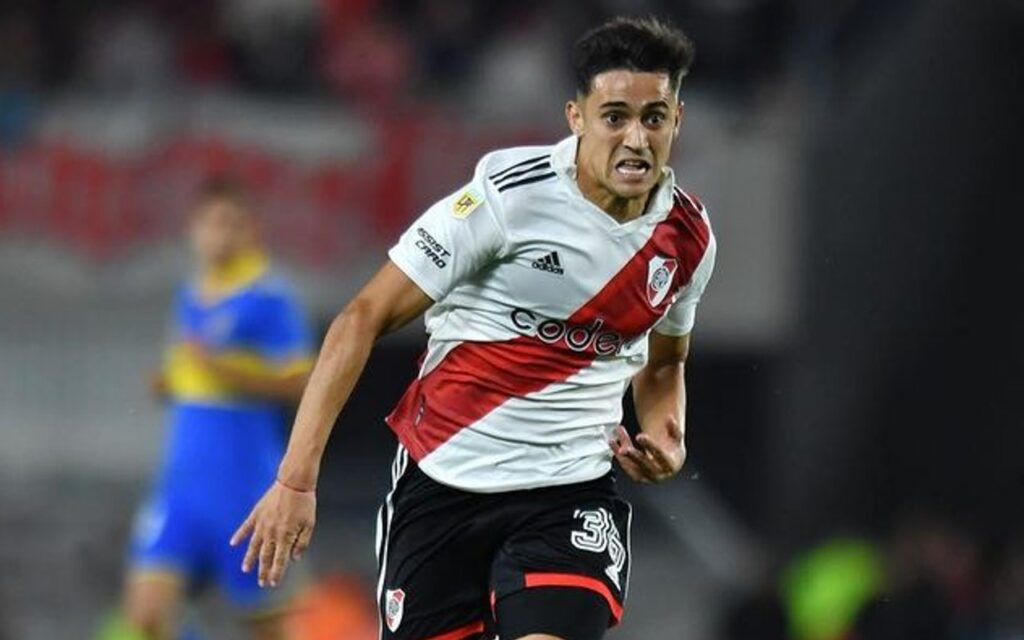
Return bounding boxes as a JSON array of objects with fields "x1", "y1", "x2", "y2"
[
  {"x1": 618, "y1": 160, "x2": 648, "y2": 169},
  {"x1": 616, "y1": 161, "x2": 648, "y2": 176}
]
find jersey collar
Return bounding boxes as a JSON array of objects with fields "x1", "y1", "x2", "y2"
[
  {"x1": 196, "y1": 249, "x2": 269, "y2": 300},
  {"x1": 550, "y1": 135, "x2": 677, "y2": 223}
]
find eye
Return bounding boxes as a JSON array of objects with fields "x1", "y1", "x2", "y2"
[
  {"x1": 644, "y1": 112, "x2": 667, "y2": 127},
  {"x1": 603, "y1": 112, "x2": 625, "y2": 127}
]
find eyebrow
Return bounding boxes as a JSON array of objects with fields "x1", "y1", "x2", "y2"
[{"x1": 598, "y1": 100, "x2": 671, "y2": 110}]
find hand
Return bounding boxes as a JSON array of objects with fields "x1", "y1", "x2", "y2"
[
  {"x1": 149, "y1": 371, "x2": 168, "y2": 400},
  {"x1": 610, "y1": 417, "x2": 686, "y2": 483},
  {"x1": 230, "y1": 480, "x2": 316, "y2": 588},
  {"x1": 183, "y1": 341, "x2": 217, "y2": 369},
  {"x1": 183, "y1": 342, "x2": 236, "y2": 389}
]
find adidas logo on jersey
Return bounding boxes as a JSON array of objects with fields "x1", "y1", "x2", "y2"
[{"x1": 531, "y1": 251, "x2": 564, "y2": 275}]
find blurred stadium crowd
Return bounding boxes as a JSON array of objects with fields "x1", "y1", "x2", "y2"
[
  {"x1": 720, "y1": 512, "x2": 1024, "y2": 640},
  {"x1": 1, "y1": 0, "x2": 1023, "y2": 639},
  {"x1": 0, "y1": 0, "x2": 786, "y2": 105},
  {"x1": 0, "y1": 0, "x2": 791, "y2": 266}
]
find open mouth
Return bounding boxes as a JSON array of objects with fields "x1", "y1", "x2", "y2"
[{"x1": 614, "y1": 158, "x2": 651, "y2": 178}]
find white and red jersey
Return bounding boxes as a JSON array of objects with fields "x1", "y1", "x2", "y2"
[{"x1": 386, "y1": 136, "x2": 715, "y2": 492}]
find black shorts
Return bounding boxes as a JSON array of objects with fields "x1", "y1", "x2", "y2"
[{"x1": 375, "y1": 445, "x2": 633, "y2": 640}]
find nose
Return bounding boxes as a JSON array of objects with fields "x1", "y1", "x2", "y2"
[{"x1": 623, "y1": 120, "x2": 648, "y2": 153}]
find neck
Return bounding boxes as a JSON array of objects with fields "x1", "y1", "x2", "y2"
[{"x1": 576, "y1": 172, "x2": 653, "y2": 224}]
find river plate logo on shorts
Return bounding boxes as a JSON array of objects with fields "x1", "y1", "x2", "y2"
[
  {"x1": 385, "y1": 588, "x2": 405, "y2": 632},
  {"x1": 646, "y1": 255, "x2": 678, "y2": 307}
]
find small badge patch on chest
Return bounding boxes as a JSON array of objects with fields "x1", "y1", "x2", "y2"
[
  {"x1": 646, "y1": 256, "x2": 678, "y2": 307},
  {"x1": 385, "y1": 588, "x2": 406, "y2": 632}
]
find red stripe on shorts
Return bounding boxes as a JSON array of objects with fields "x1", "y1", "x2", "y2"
[
  {"x1": 523, "y1": 572, "x2": 624, "y2": 623},
  {"x1": 422, "y1": 619, "x2": 485, "y2": 640}
]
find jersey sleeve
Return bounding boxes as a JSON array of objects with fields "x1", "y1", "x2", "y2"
[
  {"x1": 387, "y1": 156, "x2": 507, "y2": 301},
  {"x1": 654, "y1": 232, "x2": 717, "y2": 336},
  {"x1": 257, "y1": 283, "x2": 315, "y2": 374}
]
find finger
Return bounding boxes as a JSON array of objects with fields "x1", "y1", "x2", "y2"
[
  {"x1": 268, "y1": 533, "x2": 295, "y2": 587},
  {"x1": 611, "y1": 427, "x2": 657, "y2": 482},
  {"x1": 613, "y1": 427, "x2": 640, "y2": 456},
  {"x1": 242, "y1": 528, "x2": 262, "y2": 573},
  {"x1": 637, "y1": 433, "x2": 677, "y2": 475},
  {"x1": 609, "y1": 425, "x2": 631, "y2": 454},
  {"x1": 622, "y1": 440, "x2": 652, "y2": 467},
  {"x1": 618, "y1": 445, "x2": 657, "y2": 482},
  {"x1": 614, "y1": 451, "x2": 649, "y2": 483},
  {"x1": 292, "y1": 525, "x2": 313, "y2": 561},
  {"x1": 258, "y1": 539, "x2": 276, "y2": 587},
  {"x1": 230, "y1": 512, "x2": 256, "y2": 547},
  {"x1": 614, "y1": 425, "x2": 633, "y2": 448}
]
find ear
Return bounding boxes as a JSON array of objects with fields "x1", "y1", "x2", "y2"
[
  {"x1": 673, "y1": 100, "x2": 685, "y2": 139},
  {"x1": 565, "y1": 100, "x2": 584, "y2": 137}
]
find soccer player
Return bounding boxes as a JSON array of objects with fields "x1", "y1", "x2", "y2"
[
  {"x1": 233, "y1": 16, "x2": 715, "y2": 640},
  {"x1": 123, "y1": 177, "x2": 314, "y2": 640}
]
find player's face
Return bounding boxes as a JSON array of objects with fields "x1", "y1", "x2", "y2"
[
  {"x1": 189, "y1": 198, "x2": 255, "y2": 268},
  {"x1": 567, "y1": 70, "x2": 683, "y2": 202}
]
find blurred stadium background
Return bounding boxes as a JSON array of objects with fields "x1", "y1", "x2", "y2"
[{"x1": 1, "y1": 0, "x2": 1022, "y2": 638}]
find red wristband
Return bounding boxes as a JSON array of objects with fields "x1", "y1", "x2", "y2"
[{"x1": 276, "y1": 477, "x2": 315, "y2": 493}]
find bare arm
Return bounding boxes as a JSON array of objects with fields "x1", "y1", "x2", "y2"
[
  {"x1": 633, "y1": 331, "x2": 688, "y2": 444},
  {"x1": 611, "y1": 331, "x2": 690, "y2": 483},
  {"x1": 277, "y1": 261, "x2": 433, "y2": 489},
  {"x1": 182, "y1": 348, "x2": 311, "y2": 404},
  {"x1": 231, "y1": 260, "x2": 433, "y2": 587}
]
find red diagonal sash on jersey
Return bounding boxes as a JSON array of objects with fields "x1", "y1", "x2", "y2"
[{"x1": 386, "y1": 193, "x2": 710, "y2": 461}]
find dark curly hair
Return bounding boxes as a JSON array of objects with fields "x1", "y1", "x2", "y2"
[
  {"x1": 572, "y1": 17, "x2": 695, "y2": 96},
  {"x1": 197, "y1": 174, "x2": 252, "y2": 208}
]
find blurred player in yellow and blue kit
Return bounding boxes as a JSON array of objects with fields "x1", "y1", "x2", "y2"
[{"x1": 121, "y1": 176, "x2": 314, "y2": 640}]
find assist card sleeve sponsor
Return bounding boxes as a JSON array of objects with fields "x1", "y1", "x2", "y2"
[{"x1": 388, "y1": 158, "x2": 507, "y2": 301}]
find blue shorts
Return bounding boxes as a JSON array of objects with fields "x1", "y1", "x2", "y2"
[
  {"x1": 130, "y1": 404, "x2": 294, "y2": 613},
  {"x1": 130, "y1": 481, "x2": 296, "y2": 613}
]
